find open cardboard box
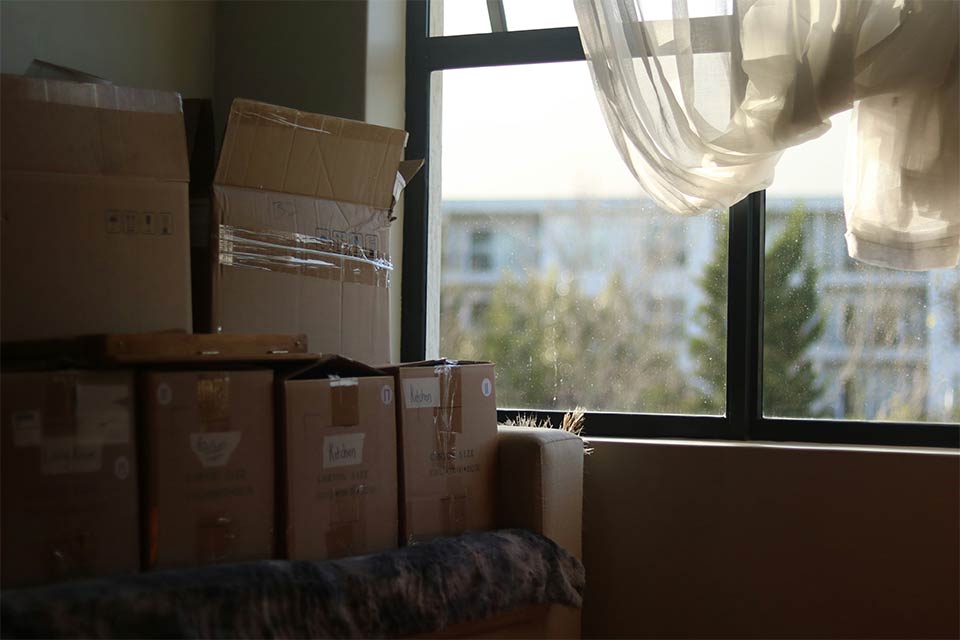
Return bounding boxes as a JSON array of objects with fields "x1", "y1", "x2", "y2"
[
  {"x1": 208, "y1": 99, "x2": 422, "y2": 364},
  {"x1": 0, "y1": 74, "x2": 192, "y2": 342}
]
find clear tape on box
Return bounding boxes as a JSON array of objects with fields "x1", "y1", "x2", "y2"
[{"x1": 218, "y1": 224, "x2": 393, "y2": 281}]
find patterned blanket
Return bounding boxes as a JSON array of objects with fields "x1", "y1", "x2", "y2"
[{"x1": 1, "y1": 529, "x2": 584, "y2": 639}]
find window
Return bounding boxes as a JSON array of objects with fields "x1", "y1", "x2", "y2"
[
  {"x1": 763, "y1": 112, "x2": 954, "y2": 424},
  {"x1": 434, "y1": 62, "x2": 726, "y2": 415},
  {"x1": 469, "y1": 230, "x2": 493, "y2": 272},
  {"x1": 430, "y1": 0, "x2": 578, "y2": 37},
  {"x1": 404, "y1": 1, "x2": 959, "y2": 447}
]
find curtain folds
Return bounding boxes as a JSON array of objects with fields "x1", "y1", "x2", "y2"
[{"x1": 575, "y1": 0, "x2": 959, "y2": 270}]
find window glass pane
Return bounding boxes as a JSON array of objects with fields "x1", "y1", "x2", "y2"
[
  {"x1": 429, "y1": 0, "x2": 731, "y2": 37},
  {"x1": 764, "y1": 112, "x2": 960, "y2": 422},
  {"x1": 432, "y1": 62, "x2": 727, "y2": 414},
  {"x1": 431, "y1": 0, "x2": 493, "y2": 37}
]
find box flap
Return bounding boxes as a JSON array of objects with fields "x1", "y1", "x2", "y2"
[
  {"x1": 390, "y1": 159, "x2": 425, "y2": 210},
  {"x1": 398, "y1": 159, "x2": 425, "y2": 185},
  {"x1": 286, "y1": 354, "x2": 388, "y2": 382},
  {"x1": 25, "y1": 60, "x2": 112, "y2": 84},
  {"x1": 380, "y1": 359, "x2": 493, "y2": 371},
  {"x1": 215, "y1": 99, "x2": 407, "y2": 210},
  {"x1": 0, "y1": 74, "x2": 188, "y2": 181}
]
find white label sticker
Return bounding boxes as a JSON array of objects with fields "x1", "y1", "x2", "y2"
[
  {"x1": 381, "y1": 385, "x2": 393, "y2": 405},
  {"x1": 77, "y1": 384, "x2": 131, "y2": 444},
  {"x1": 41, "y1": 439, "x2": 102, "y2": 475},
  {"x1": 323, "y1": 433, "x2": 366, "y2": 469},
  {"x1": 12, "y1": 410, "x2": 43, "y2": 447},
  {"x1": 114, "y1": 455, "x2": 130, "y2": 480},
  {"x1": 403, "y1": 378, "x2": 441, "y2": 409},
  {"x1": 157, "y1": 383, "x2": 173, "y2": 406},
  {"x1": 190, "y1": 432, "x2": 242, "y2": 467},
  {"x1": 481, "y1": 378, "x2": 493, "y2": 397}
]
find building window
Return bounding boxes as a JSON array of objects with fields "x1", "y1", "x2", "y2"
[
  {"x1": 469, "y1": 229, "x2": 493, "y2": 272},
  {"x1": 403, "y1": 1, "x2": 959, "y2": 447}
]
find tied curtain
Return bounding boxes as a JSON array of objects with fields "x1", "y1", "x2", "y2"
[{"x1": 574, "y1": 0, "x2": 959, "y2": 271}]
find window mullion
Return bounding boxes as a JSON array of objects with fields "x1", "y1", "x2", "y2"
[
  {"x1": 401, "y1": 0, "x2": 431, "y2": 362},
  {"x1": 725, "y1": 191, "x2": 764, "y2": 439}
]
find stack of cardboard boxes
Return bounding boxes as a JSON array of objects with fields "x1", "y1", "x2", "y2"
[{"x1": 0, "y1": 74, "x2": 498, "y2": 589}]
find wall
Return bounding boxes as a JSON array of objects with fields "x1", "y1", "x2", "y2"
[
  {"x1": 213, "y1": 0, "x2": 367, "y2": 134},
  {"x1": 582, "y1": 439, "x2": 960, "y2": 639},
  {"x1": 0, "y1": 0, "x2": 215, "y2": 98},
  {"x1": 364, "y1": 0, "x2": 407, "y2": 362}
]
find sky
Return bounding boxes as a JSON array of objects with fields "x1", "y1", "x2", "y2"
[{"x1": 438, "y1": 0, "x2": 849, "y2": 201}]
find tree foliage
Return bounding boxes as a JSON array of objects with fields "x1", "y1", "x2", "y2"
[
  {"x1": 692, "y1": 206, "x2": 825, "y2": 417},
  {"x1": 441, "y1": 270, "x2": 699, "y2": 413},
  {"x1": 443, "y1": 205, "x2": 826, "y2": 417},
  {"x1": 762, "y1": 207, "x2": 826, "y2": 417}
]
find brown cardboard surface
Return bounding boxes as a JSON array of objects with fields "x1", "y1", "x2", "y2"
[
  {"x1": 216, "y1": 99, "x2": 406, "y2": 210},
  {"x1": 281, "y1": 356, "x2": 398, "y2": 560},
  {"x1": 1, "y1": 75, "x2": 187, "y2": 181},
  {"x1": 209, "y1": 99, "x2": 413, "y2": 363},
  {"x1": 142, "y1": 369, "x2": 274, "y2": 569},
  {"x1": 385, "y1": 361, "x2": 498, "y2": 545},
  {"x1": 1, "y1": 75, "x2": 191, "y2": 342},
  {"x1": 1, "y1": 370, "x2": 139, "y2": 588}
]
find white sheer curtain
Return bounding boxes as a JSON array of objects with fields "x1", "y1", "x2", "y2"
[{"x1": 574, "y1": 0, "x2": 959, "y2": 271}]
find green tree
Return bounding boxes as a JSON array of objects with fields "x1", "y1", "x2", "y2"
[
  {"x1": 440, "y1": 270, "x2": 697, "y2": 413},
  {"x1": 691, "y1": 206, "x2": 825, "y2": 417},
  {"x1": 763, "y1": 207, "x2": 825, "y2": 416},
  {"x1": 689, "y1": 218, "x2": 728, "y2": 413}
]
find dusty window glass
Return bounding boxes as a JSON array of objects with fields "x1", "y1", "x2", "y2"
[
  {"x1": 431, "y1": 61, "x2": 727, "y2": 414},
  {"x1": 763, "y1": 112, "x2": 960, "y2": 422}
]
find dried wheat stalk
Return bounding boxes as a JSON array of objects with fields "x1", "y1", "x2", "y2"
[{"x1": 500, "y1": 407, "x2": 593, "y2": 455}]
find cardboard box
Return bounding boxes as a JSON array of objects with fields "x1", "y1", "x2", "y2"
[
  {"x1": 1, "y1": 370, "x2": 139, "y2": 588},
  {"x1": 280, "y1": 356, "x2": 398, "y2": 560},
  {"x1": 210, "y1": 99, "x2": 421, "y2": 364},
  {"x1": 141, "y1": 369, "x2": 274, "y2": 569},
  {"x1": 0, "y1": 75, "x2": 193, "y2": 342},
  {"x1": 385, "y1": 360, "x2": 498, "y2": 545}
]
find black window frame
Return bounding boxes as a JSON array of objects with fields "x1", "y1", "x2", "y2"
[{"x1": 401, "y1": 1, "x2": 959, "y2": 449}]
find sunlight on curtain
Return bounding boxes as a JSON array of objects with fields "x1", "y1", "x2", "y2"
[{"x1": 575, "y1": 0, "x2": 959, "y2": 270}]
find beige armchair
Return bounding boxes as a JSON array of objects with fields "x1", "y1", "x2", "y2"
[{"x1": 423, "y1": 426, "x2": 585, "y2": 639}]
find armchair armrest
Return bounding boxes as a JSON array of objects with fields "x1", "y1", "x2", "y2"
[{"x1": 495, "y1": 426, "x2": 584, "y2": 559}]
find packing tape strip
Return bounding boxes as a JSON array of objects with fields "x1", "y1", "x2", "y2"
[
  {"x1": 330, "y1": 378, "x2": 360, "y2": 427},
  {"x1": 219, "y1": 225, "x2": 393, "y2": 281},
  {"x1": 197, "y1": 374, "x2": 230, "y2": 427},
  {"x1": 196, "y1": 515, "x2": 235, "y2": 564},
  {"x1": 326, "y1": 484, "x2": 367, "y2": 557},
  {"x1": 441, "y1": 474, "x2": 467, "y2": 536},
  {"x1": 4, "y1": 75, "x2": 183, "y2": 114},
  {"x1": 35, "y1": 375, "x2": 119, "y2": 476},
  {"x1": 432, "y1": 365, "x2": 462, "y2": 469}
]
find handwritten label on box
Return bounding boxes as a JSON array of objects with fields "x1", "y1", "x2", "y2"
[
  {"x1": 403, "y1": 378, "x2": 441, "y2": 409},
  {"x1": 323, "y1": 433, "x2": 366, "y2": 469}
]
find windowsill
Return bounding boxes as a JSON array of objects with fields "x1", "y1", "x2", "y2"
[{"x1": 589, "y1": 436, "x2": 959, "y2": 456}]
